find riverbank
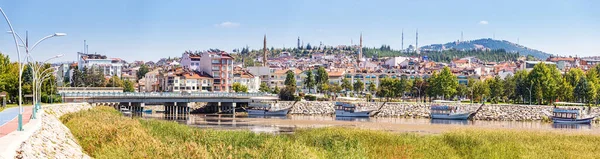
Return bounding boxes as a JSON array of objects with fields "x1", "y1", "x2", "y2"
[
  {"x1": 63, "y1": 106, "x2": 600, "y2": 158},
  {"x1": 14, "y1": 103, "x2": 92, "y2": 159},
  {"x1": 283, "y1": 101, "x2": 600, "y2": 121}
]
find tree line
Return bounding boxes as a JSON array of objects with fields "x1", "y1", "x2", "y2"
[{"x1": 0, "y1": 53, "x2": 60, "y2": 103}]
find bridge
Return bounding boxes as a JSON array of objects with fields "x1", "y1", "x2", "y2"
[{"x1": 60, "y1": 92, "x2": 280, "y2": 115}]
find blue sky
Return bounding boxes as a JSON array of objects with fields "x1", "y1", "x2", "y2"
[{"x1": 0, "y1": 0, "x2": 598, "y2": 62}]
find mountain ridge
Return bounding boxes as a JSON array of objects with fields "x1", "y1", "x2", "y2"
[{"x1": 420, "y1": 38, "x2": 552, "y2": 59}]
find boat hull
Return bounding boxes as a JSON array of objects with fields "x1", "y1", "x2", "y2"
[
  {"x1": 552, "y1": 117, "x2": 594, "y2": 124},
  {"x1": 430, "y1": 112, "x2": 471, "y2": 120},
  {"x1": 248, "y1": 109, "x2": 289, "y2": 116},
  {"x1": 335, "y1": 110, "x2": 371, "y2": 117}
]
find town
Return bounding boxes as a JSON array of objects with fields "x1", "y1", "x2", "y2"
[{"x1": 47, "y1": 35, "x2": 600, "y2": 105}]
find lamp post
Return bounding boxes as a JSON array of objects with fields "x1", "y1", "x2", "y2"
[
  {"x1": 1, "y1": 7, "x2": 66, "y2": 131},
  {"x1": 525, "y1": 87, "x2": 532, "y2": 105}
]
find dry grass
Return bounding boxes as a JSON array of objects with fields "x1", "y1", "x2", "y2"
[{"x1": 62, "y1": 106, "x2": 600, "y2": 159}]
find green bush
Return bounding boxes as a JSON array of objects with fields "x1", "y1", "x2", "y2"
[{"x1": 304, "y1": 95, "x2": 317, "y2": 101}]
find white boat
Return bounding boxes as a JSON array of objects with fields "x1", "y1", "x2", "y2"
[
  {"x1": 334, "y1": 102, "x2": 372, "y2": 117},
  {"x1": 430, "y1": 106, "x2": 473, "y2": 120},
  {"x1": 247, "y1": 102, "x2": 289, "y2": 116},
  {"x1": 120, "y1": 106, "x2": 132, "y2": 114}
]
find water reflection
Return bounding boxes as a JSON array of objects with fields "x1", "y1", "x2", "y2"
[
  {"x1": 430, "y1": 119, "x2": 469, "y2": 125},
  {"x1": 335, "y1": 117, "x2": 371, "y2": 122},
  {"x1": 248, "y1": 115, "x2": 288, "y2": 119},
  {"x1": 552, "y1": 123, "x2": 592, "y2": 129}
]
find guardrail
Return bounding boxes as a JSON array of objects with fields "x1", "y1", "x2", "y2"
[{"x1": 60, "y1": 92, "x2": 278, "y2": 98}]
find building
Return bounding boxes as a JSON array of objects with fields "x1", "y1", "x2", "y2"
[
  {"x1": 199, "y1": 51, "x2": 234, "y2": 92},
  {"x1": 233, "y1": 68, "x2": 260, "y2": 92},
  {"x1": 77, "y1": 52, "x2": 123, "y2": 77},
  {"x1": 384, "y1": 56, "x2": 411, "y2": 68},
  {"x1": 171, "y1": 71, "x2": 213, "y2": 93},
  {"x1": 520, "y1": 61, "x2": 556, "y2": 71},
  {"x1": 180, "y1": 52, "x2": 202, "y2": 70},
  {"x1": 143, "y1": 68, "x2": 161, "y2": 92}
]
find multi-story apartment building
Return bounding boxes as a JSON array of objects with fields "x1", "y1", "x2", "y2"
[
  {"x1": 199, "y1": 51, "x2": 234, "y2": 92},
  {"x1": 232, "y1": 70, "x2": 260, "y2": 92},
  {"x1": 77, "y1": 52, "x2": 123, "y2": 77},
  {"x1": 143, "y1": 68, "x2": 161, "y2": 92},
  {"x1": 180, "y1": 52, "x2": 202, "y2": 70}
]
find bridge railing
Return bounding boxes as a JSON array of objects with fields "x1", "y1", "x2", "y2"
[{"x1": 60, "y1": 92, "x2": 278, "y2": 98}]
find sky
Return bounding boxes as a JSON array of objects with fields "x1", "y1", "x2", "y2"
[{"x1": 0, "y1": 0, "x2": 598, "y2": 62}]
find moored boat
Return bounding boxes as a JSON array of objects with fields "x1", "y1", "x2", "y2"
[
  {"x1": 551, "y1": 108, "x2": 595, "y2": 124},
  {"x1": 247, "y1": 102, "x2": 289, "y2": 116},
  {"x1": 430, "y1": 105, "x2": 473, "y2": 120},
  {"x1": 334, "y1": 102, "x2": 372, "y2": 117}
]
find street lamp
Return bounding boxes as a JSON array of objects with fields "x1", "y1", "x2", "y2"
[
  {"x1": 525, "y1": 87, "x2": 532, "y2": 105},
  {"x1": 1, "y1": 7, "x2": 66, "y2": 131}
]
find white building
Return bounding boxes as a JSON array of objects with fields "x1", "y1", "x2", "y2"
[
  {"x1": 77, "y1": 52, "x2": 123, "y2": 77},
  {"x1": 384, "y1": 56, "x2": 411, "y2": 68},
  {"x1": 143, "y1": 68, "x2": 161, "y2": 92},
  {"x1": 233, "y1": 71, "x2": 260, "y2": 92},
  {"x1": 180, "y1": 52, "x2": 202, "y2": 70}
]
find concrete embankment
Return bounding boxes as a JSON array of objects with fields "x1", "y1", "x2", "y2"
[
  {"x1": 283, "y1": 101, "x2": 600, "y2": 121},
  {"x1": 11, "y1": 103, "x2": 92, "y2": 159}
]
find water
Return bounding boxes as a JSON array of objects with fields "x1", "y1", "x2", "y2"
[{"x1": 136, "y1": 113, "x2": 600, "y2": 134}]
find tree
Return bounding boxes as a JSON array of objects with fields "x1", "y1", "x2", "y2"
[
  {"x1": 284, "y1": 70, "x2": 296, "y2": 87},
  {"x1": 232, "y1": 82, "x2": 248, "y2": 93},
  {"x1": 513, "y1": 70, "x2": 530, "y2": 103},
  {"x1": 306, "y1": 43, "x2": 312, "y2": 50},
  {"x1": 341, "y1": 77, "x2": 352, "y2": 92},
  {"x1": 368, "y1": 82, "x2": 376, "y2": 94},
  {"x1": 259, "y1": 82, "x2": 270, "y2": 93},
  {"x1": 304, "y1": 70, "x2": 316, "y2": 93},
  {"x1": 558, "y1": 77, "x2": 574, "y2": 102},
  {"x1": 123, "y1": 80, "x2": 135, "y2": 92},
  {"x1": 412, "y1": 77, "x2": 427, "y2": 102},
  {"x1": 528, "y1": 63, "x2": 560, "y2": 105},
  {"x1": 472, "y1": 80, "x2": 490, "y2": 103},
  {"x1": 353, "y1": 79, "x2": 364, "y2": 94},
  {"x1": 71, "y1": 68, "x2": 86, "y2": 87},
  {"x1": 328, "y1": 82, "x2": 342, "y2": 94},
  {"x1": 437, "y1": 67, "x2": 459, "y2": 99},
  {"x1": 319, "y1": 83, "x2": 329, "y2": 95},
  {"x1": 106, "y1": 75, "x2": 124, "y2": 87},
  {"x1": 278, "y1": 86, "x2": 296, "y2": 101},
  {"x1": 315, "y1": 66, "x2": 329, "y2": 85},
  {"x1": 136, "y1": 64, "x2": 150, "y2": 81},
  {"x1": 376, "y1": 78, "x2": 398, "y2": 101},
  {"x1": 487, "y1": 76, "x2": 504, "y2": 104},
  {"x1": 272, "y1": 85, "x2": 280, "y2": 94}
]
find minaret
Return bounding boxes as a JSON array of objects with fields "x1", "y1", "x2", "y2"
[
  {"x1": 358, "y1": 33, "x2": 363, "y2": 65},
  {"x1": 401, "y1": 29, "x2": 404, "y2": 52},
  {"x1": 461, "y1": 31, "x2": 464, "y2": 43},
  {"x1": 263, "y1": 34, "x2": 267, "y2": 67},
  {"x1": 416, "y1": 29, "x2": 419, "y2": 54},
  {"x1": 297, "y1": 37, "x2": 300, "y2": 49}
]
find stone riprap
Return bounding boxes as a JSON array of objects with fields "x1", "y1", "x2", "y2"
[
  {"x1": 15, "y1": 103, "x2": 92, "y2": 159},
  {"x1": 285, "y1": 101, "x2": 600, "y2": 121}
]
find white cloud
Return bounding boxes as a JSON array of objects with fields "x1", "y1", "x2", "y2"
[
  {"x1": 214, "y1": 22, "x2": 240, "y2": 28},
  {"x1": 479, "y1": 20, "x2": 489, "y2": 25}
]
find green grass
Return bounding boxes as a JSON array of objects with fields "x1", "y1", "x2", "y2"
[
  {"x1": 62, "y1": 106, "x2": 600, "y2": 159},
  {"x1": 0, "y1": 104, "x2": 21, "y2": 112}
]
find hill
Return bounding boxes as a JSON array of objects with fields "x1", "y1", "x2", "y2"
[{"x1": 420, "y1": 38, "x2": 552, "y2": 59}]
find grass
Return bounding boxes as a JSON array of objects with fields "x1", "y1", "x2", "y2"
[
  {"x1": 62, "y1": 106, "x2": 600, "y2": 159},
  {"x1": 0, "y1": 104, "x2": 21, "y2": 112}
]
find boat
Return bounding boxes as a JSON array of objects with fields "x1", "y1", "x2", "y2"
[
  {"x1": 550, "y1": 108, "x2": 595, "y2": 124},
  {"x1": 120, "y1": 106, "x2": 132, "y2": 114},
  {"x1": 334, "y1": 102, "x2": 373, "y2": 117},
  {"x1": 247, "y1": 102, "x2": 289, "y2": 116},
  {"x1": 429, "y1": 100, "x2": 478, "y2": 120}
]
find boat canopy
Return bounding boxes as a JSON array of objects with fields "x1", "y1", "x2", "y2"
[
  {"x1": 335, "y1": 102, "x2": 356, "y2": 108},
  {"x1": 431, "y1": 105, "x2": 454, "y2": 110},
  {"x1": 553, "y1": 108, "x2": 579, "y2": 114},
  {"x1": 554, "y1": 102, "x2": 586, "y2": 106},
  {"x1": 433, "y1": 100, "x2": 460, "y2": 103}
]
